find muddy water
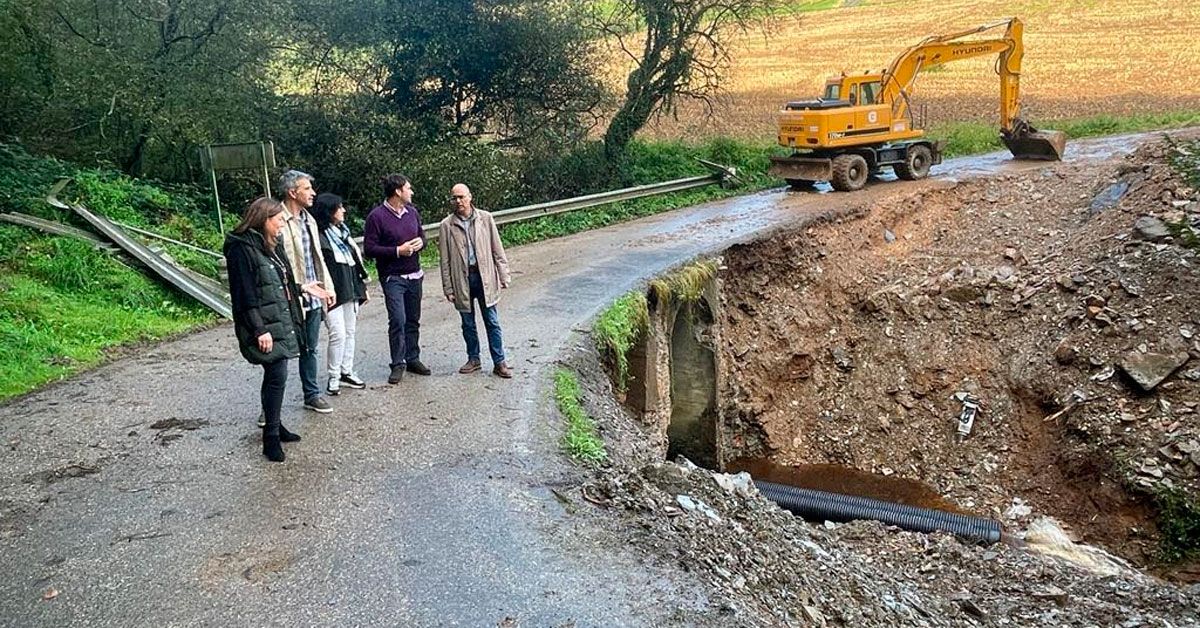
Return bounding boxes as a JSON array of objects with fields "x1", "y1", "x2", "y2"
[{"x1": 727, "y1": 458, "x2": 966, "y2": 514}]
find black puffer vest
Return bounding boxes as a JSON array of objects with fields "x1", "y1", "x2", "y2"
[{"x1": 224, "y1": 230, "x2": 304, "y2": 365}]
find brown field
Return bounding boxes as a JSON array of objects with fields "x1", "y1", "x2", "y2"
[{"x1": 634, "y1": 0, "x2": 1200, "y2": 141}]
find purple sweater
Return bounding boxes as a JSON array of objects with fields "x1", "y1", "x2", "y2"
[{"x1": 362, "y1": 201, "x2": 426, "y2": 278}]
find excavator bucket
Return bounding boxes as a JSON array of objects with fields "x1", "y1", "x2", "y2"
[{"x1": 1002, "y1": 118, "x2": 1066, "y2": 161}]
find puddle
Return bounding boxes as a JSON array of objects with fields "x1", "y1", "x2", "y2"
[{"x1": 727, "y1": 458, "x2": 965, "y2": 514}]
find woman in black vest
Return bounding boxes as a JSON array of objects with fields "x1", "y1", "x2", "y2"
[{"x1": 224, "y1": 197, "x2": 329, "y2": 462}]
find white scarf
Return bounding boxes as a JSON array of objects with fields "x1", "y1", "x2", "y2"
[{"x1": 326, "y1": 223, "x2": 356, "y2": 267}]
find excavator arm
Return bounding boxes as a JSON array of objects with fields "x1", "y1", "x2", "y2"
[{"x1": 880, "y1": 17, "x2": 1065, "y2": 160}]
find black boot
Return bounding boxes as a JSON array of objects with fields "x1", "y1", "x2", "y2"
[
  {"x1": 279, "y1": 424, "x2": 301, "y2": 443},
  {"x1": 262, "y1": 428, "x2": 285, "y2": 462}
]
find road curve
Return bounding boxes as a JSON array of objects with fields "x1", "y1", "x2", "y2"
[{"x1": 0, "y1": 133, "x2": 1148, "y2": 627}]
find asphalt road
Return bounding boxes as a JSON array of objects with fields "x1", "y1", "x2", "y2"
[{"x1": 0, "y1": 134, "x2": 1145, "y2": 627}]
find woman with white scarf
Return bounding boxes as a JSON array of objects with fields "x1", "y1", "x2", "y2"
[{"x1": 312, "y1": 193, "x2": 370, "y2": 395}]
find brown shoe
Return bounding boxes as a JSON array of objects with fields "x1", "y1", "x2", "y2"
[
  {"x1": 493, "y1": 362, "x2": 513, "y2": 378},
  {"x1": 458, "y1": 359, "x2": 482, "y2": 374}
]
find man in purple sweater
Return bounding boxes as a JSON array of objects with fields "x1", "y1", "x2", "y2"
[{"x1": 362, "y1": 173, "x2": 431, "y2": 384}]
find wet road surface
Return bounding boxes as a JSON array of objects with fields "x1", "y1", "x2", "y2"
[{"x1": 0, "y1": 133, "x2": 1148, "y2": 626}]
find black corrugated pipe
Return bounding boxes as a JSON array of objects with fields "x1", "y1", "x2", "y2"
[{"x1": 755, "y1": 479, "x2": 1002, "y2": 544}]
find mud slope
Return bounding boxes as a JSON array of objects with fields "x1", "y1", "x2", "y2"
[{"x1": 720, "y1": 136, "x2": 1200, "y2": 571}]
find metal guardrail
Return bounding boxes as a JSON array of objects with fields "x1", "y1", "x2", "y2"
[
  {"x1": 47, "y1": 179, "x2": 233, "y2": 319},
  {"x1": 0, "y1": 212, "x2": 120, "y2": 253},
  {"x1": 420, "y1": 159, "x2": 738, "y2": 242},
  {"x1": 39, "y1": 160, "x2": 737, "y2": 317},
  {"x1": 111, "y1": 220, "x2": 224, "y2": 259}
]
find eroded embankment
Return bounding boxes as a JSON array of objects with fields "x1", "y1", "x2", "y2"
[{"x1": 716, "y1": 139, "x2": 1200, "y2": 576}]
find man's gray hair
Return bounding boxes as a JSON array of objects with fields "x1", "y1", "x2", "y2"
[{"x1": 278, "y1": 170, "x2": 313, "y2": 198}]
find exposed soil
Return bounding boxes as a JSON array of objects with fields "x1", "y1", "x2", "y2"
[
  {"x1": 718, "y1": 135, "x2": 1200, "y2": 573},
  {"x1": 567, "y1": 132, "x2": 1200, "y2": 626}
]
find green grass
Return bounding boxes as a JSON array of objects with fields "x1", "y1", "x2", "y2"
[
  {"x1": 1165, "y1": 137, "x2": 1200, "y2": 251},
  {"x1": 935, "y1": 110, "x2": 1200, "y2": 158},
  {"x1": 0, "y1": 271, "x2": 209, "y2": 399},
  {"x1": 593, "y1": 291, "x2": 649, "y2": 391},
  {"x1": 554, "y1": 369, "x2": 607, "y2": 463},
  {"x1": 501, "y1": 138, "x2": 775, "y2": 247},
  {"x1": 1154, "y1": 488, "x2": 1200, "y2": 563},
  {"x1": 773, "y1": 0, "x2": 846, "y2": 16},
  {"x1": 648, "y1": 259, "x2": 718, "y2": 305}
]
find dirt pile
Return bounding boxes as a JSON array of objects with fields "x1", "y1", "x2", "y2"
[
  {"x1": 719, "y1": 134, "x2": 1200, "y2": 571},
  {"x1": 584, "y1": 460, "x2": 1199, "y2": 626}
]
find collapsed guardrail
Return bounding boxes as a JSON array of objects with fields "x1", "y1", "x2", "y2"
[
  {"x1": 45, "y1": 179, "x2": 232, "y2": 319},
  {"x1": 19, "y1": 161, "x2": 738, "y2": 318}
]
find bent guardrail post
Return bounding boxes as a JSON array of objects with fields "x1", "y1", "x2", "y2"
[{"x1": 47, "y1": 178, "x2": 233, "y2": 319}]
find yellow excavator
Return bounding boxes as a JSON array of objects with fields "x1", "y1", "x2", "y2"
[{"x1": 769, "y1": 17, "x2": 1066, "y2": 191}]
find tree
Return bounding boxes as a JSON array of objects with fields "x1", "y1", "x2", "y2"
[
  {"x1": 0, "y1": 0, "x2": 285, "y2": 178},
  {"x1": 293, "y1": 0, "x2": 606, "y2": 149},
  {"x1": 598, "y1": 0, "x2": 782, "y2": 162}
]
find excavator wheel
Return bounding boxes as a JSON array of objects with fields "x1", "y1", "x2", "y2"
[
  {"x1": 830, "y1": 154, "x2": 869, "y2": 192},
  {"x1": 895, "y1": 144, "x2": 933, "y2": 180}
]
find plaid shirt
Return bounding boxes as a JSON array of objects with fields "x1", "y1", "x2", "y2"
[{"x1": 297, "y1": 211, "x2": 321, "y2": 310}]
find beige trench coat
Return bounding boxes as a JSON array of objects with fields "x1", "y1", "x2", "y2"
[
  {"x1": 279, "y1": 205, "x2": 331, "y2": 299},
  {"x1": 438, "y1": 209, "x2": 511, "y2": 313}
]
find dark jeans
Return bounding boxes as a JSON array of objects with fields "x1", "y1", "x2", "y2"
[
  {"x1": 381, "y1": 275, "x2": 422, "y2": 368},
  {"x1": 261, "y1": 358, "x2": 289, "y2": 435},
  {"x1": 298, "y1": 307, "x2": 322, "y2": 402},
  {"x1": 461, "y1": 268, "x2": 505, "y2": 366}
]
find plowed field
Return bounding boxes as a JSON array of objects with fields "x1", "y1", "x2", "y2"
[{"x1": 637, "y1": 0, "x2": 1200, "y2": 141}]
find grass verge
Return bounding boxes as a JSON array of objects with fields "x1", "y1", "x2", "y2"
[
  {"x1": 593, "y1": 291, "x2": 649, "y2": 391},
  {"x1": 934, "y1": 110, "x2": 1200, "y2": 158},
  {"x1": 0, "y1": 271, "x2": 210, "y2": 399},
  {"x1": 554, "y1": 368, "x2": 607, "y2": 464}
]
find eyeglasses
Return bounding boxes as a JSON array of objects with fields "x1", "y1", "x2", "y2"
[{"x1": 449, "y1": 195, "x2": 468, "y2": 200}]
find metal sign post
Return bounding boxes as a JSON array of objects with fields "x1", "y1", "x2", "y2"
[{"x1": 200, "y1": 141, "x2": 277, "y2": 233}]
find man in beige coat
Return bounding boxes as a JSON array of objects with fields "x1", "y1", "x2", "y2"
[
  {"x1": 279, "y1": 170, "x2": 336, "y2": 411},
  {"x1": 438, "y1": 183, "x2": 513, "y2": 378}
]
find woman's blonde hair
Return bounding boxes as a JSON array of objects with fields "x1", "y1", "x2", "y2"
[{"x1": 232, "y1": 197, "x2": 285, "y2": 251}]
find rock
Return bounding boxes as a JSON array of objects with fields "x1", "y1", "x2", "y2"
[
  {"x1": 1005, "y1": 498, "x2": 1033, "y2": 520},
  {"x1": 1132, "y1": 216, "x2": 1170, "y2": 241},
  {"x1": 1033, "y1": 585, "x2": 1070, "y2": 607},
  {"x1": 713, "y1": 472, "x2": 756, "y2": 499},
  {"x1": 959, "y1": 598, "x2": 987, "y2": 620},
  {"x1": 1053, "y1": 341, "x2": 1079, "y2": 365},
  {"x1": 801, "y1": 605, "x2": 828, "y2": 627},
  {"x1": 884, "y1": 228, "x2": 896, "y2": 243},
  {"x1": 943, "y1": 285, "x2": 983, "y2": 303},
  {"x1": 1056, "y1": 274, "x2": 1078, "y2": 292},
  {"x1": 1094, "y1": 308, "x2": 1118, "y2": 327},
  {"x1": 676, "y1": 494, "x2": 721, "y2": 522},
  {"x1": 1084, "y1": 294, "x2": 1107, "y2": 308},
  {"x1": 831, "y1": 346, "x2": 855, "y2": 372},
  {"x1": 1090, "y1": 180, "x2": 1132, "y2": 213},
  {"x1": 1119, "y1": 278, "x2": 1142, "y2": 297},
  {"x1": 785, "y1": 353, "x2": 815, "y2": 381},
  {"x1": 1117, "y1": 351, "x2": 1191, "y2": 391}
]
